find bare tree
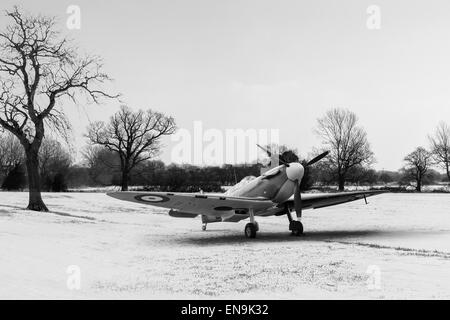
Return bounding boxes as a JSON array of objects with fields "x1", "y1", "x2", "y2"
[
  {"x1": 429, "y1": 122, "x2": 450, "y2": 183},
  {"x1": 87, "y1": 106, "x2": 176, "y2": 191},
  {"x1": 82, "y1": 145, "x2": 121, "y2": 186},
  {"x1": 403, "y1": 147, "x2": 433, "y2": 192},
  {"x1": 315, "y1": 108, "x2": 374, "y2": 191},
  {"x1": 38, "y1": 138, "x2": 72, "y2": 191},
  {"x1": 0, "y1": 7, "x2": 116, "y2": 210},
  {"x1": 0, "y1": 131, "x2": 24, "y2": 178}
]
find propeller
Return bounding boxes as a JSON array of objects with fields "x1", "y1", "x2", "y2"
[
  {"x1": 305, "y1": 151, "x2": 329, "y2": 166},
  {"x1": 293, "y1": 183, "x2": 302, "y2": 218},
  {"x1": 256, "y1": 144, "x2": 329, "y2": 219},
  {"x1": 256, "y1": 144, "x2": 289, "y2": 166},
  {"x1": 291, "y1": 151, "x2": 330, "y2": 219},
  {"x1": 256, "y1": 144, "x2": 272, "y2": 157}
]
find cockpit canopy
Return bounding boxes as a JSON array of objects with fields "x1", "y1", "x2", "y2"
[{"x1": 224, "y1": 176, "x2": 257, "y2": 195}]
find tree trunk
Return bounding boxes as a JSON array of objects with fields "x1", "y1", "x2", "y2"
[
  {"x1": 121, "y1": 169, "x2": 129, "y2": 191},
  {"x1": 446, "y1": 164, "x2": 450, "y2": 183},
  {"x1": 25, "y1": 149, "x2": 48, "y2": 211},
  {"x1": 416, "y1": 176, "x2": 422, "y2": 192},
  {"x1": 338, "y1": 176, "x2": 345, "y2": 191}
]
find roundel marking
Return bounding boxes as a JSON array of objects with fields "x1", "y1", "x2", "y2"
[{"x1": 135, "y1": 194, "x2": 170, "y2": 203}]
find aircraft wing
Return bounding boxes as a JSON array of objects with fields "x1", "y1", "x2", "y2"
[
  {"x1": 107, "y1": 191, "x2": 275, "y2": 217},
  {"x1": 284, "y1": 190, "x2": 388, "y2": 210}
]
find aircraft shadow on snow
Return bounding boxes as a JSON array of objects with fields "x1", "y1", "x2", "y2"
[{"x1": 167, "y1": 229, "x2": 419, "y2": 246}]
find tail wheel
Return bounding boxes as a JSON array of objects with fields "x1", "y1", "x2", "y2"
[{"x1": 245, "y1": 223, "x2": 257, "y2": 238}]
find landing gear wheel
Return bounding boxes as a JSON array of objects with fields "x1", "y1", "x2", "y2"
[
  {"x1": 202, "y1": 223, "x2": 207, "y2": 231},
  {"x1": 245, "y1": 223, "x2": 257, "y2": 238},
  {"x1": 289, "y1": 221, "x2": 303, "y2": 236}
]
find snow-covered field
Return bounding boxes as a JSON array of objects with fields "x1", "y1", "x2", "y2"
[{"x1": 1, "y1": 191, "x2": 449, "y2": 299}]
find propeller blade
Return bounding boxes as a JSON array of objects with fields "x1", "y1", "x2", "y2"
[
  {"x1": 256, "y1": 144, "x2": 272, "y2": 157},
  {"x1": 256, "y1": 144, "x2": 289, "y2": 166},
  {"x1": 305, "y1": 151, "x2": 329, "y2": 166},
  {"x1": 293, "y1": 182, "x2": 302, "y2": 219}
]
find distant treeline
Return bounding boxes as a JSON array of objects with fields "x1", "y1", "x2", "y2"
[{"x1": 1, "y1": 136, "x2": 448, "y2": 192}]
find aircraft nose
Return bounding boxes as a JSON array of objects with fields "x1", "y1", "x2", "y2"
[{"x1": 286, "y1": 162, "x2": 304, "y2": 182}]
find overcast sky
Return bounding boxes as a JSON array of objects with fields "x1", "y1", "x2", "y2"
[{"x1": 2, "y1": 0, "x2": 450, "y2": 170}]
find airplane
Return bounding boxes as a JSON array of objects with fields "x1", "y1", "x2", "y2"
[{"x1": 107, "y1": 146, "x2": 387, "y2": 238}]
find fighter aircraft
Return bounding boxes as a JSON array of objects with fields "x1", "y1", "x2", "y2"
[{"x1": 108, "y1": 146, "x2": 387, "y2": 238}]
